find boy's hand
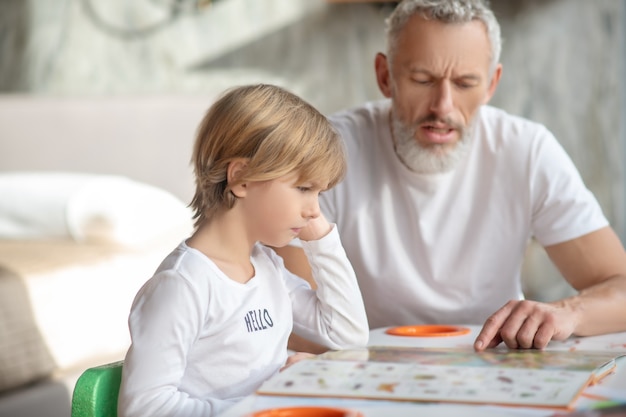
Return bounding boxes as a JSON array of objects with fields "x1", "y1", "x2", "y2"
[
  {"x1": 298, "y1": 213, "x2": 332, "y2": 242},
  {"x1": 280, "y1": 352, "x2": 316, "y2": 372}
]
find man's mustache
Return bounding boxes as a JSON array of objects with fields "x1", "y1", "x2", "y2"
[{"x1": 414, "y1": 114, "x2": 463, "y2": 131}]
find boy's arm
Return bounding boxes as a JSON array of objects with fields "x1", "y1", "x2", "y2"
[
  {"x1": 283, "y1": 218, "x2": 368, "y2": 349},
  {"x1": 272, "y1": 245, "x2": 330, "y2": 354},
  {"x1": 273, "y1": 244, "x2": 315, "y2": 288}
]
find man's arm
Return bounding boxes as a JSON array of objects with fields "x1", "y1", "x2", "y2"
[{"x1": 475, "y1": 226, "x2": 626, "y2": 351}]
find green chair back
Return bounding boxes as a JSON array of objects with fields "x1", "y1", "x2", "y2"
[{"x1": 71, "y1": 361, "x2": 123, "y2": 417}]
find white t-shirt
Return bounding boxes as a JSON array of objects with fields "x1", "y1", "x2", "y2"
[
  {"x1": 321, "y1": 100, "x2": 608, "y2": 329},
  {"x1": 118, "y1": 226, "x2": 368, "y2": 417}
]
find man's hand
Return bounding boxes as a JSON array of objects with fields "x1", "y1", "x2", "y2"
[{"x1": 473, "y1": 299, "x2": 579, "y2": 351}]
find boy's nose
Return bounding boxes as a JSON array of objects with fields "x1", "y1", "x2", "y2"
[{"x1": 303, "y1": 198, "x2": 320, "y2": 219}]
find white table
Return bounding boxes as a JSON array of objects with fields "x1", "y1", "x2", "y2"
[{"x1": 218, "y1": 326, "x2": 626, "y2": 417}]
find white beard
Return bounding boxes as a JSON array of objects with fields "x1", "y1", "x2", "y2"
[{"x1": 391, "y1": 113, "x2": 472, "y2": 174}]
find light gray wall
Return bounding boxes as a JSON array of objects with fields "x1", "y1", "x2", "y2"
[
  {"x1": 1, "y1": 0, "x2": 623, "y2": 302},
  {"x1": 623, "y1": 1, "x2": 626, "y2": 242},
  {"x1": 489, "y1": 0, "x2": 624, "y2": 301}
]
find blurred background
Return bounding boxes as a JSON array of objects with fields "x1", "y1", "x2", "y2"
[{"x1": 1, "y1": 0, "x2": 625, "y2": 301}]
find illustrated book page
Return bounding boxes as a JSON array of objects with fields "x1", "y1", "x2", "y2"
[{"x1": 257, "y1": 346, "x2": 622, "y2": 409}]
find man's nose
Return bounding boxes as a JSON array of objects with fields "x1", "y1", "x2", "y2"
[{"x1": 429, "y1": 81, "x2": 454, "y2": 116}]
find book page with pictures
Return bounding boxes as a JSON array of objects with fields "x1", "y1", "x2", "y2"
[{"x1": 257, "y1": 346, "x2": 624, "y2": 409}]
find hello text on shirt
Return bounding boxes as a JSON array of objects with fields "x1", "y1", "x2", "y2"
[{"x1": 244, "y1": 309, "x2": 274, "y2": 332}]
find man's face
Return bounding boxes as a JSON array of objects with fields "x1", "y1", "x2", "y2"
[{"x1": 377, "y1": 15, "x2": 501, "y2": 173}]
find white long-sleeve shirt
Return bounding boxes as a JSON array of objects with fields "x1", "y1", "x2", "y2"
[{"x1": 118, "y1": 225, "x2": 368, "y2": 417}]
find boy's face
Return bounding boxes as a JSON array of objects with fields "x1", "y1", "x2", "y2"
[{"x1": 240, "y1": 172, "x2": 326, "y2": 247}]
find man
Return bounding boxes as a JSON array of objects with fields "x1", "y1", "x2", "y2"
[{"x1": 278, "y1": 0, "x2": 626, "y2": 351}]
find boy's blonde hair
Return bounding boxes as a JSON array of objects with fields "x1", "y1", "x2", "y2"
[{"x1": 190, "y1": 84, "x2": 346, "y2": 227}]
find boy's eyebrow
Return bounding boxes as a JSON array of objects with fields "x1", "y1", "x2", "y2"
[{"x1": 304, "y1": 180, "x2": 328, "y2": 190}]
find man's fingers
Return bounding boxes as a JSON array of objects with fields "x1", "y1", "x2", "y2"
[
  {"x1": 474, "y1": 330, "x2": 502, "y2": 351},
  {"x1": 499, "y1": 301, "x2": 542, "y2": 349},
  {"x1": 477, "y1": 299, "x2": 570, "y2": 351},
  {"x1": 476, "y1": 299, "x2": 576, "y2": 351},
  {"x1": 516, "y1": 316, "x2": 542, "y2": 349},
  {"x1": 532, "y1": 322, "x2": 555, "y2": 349},
  {"x1": 474, "y1": 301, "x2": 515, "y2": 351}
]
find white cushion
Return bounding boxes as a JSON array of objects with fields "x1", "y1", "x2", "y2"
[
  {"x1": 0, "y1": 266, "x2": 56, "y2": 392},
  {"x1": 0, "y1": 172, "x2": 193, "y2": 247}
]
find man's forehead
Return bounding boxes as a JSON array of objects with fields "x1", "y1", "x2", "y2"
[
  {"x1": 398, "y1": 14, "x2": 490, "y2": 48},
  {"x1": 395, "y1": 17, "x2": 491, "y2": 73}
]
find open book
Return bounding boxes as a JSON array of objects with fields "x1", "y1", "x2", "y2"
[{"x1": 257, "y1": 346, "x2": 624, "y2": 410}]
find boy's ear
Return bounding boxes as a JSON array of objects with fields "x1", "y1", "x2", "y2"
[{"x1": 227, "y1": 158, "x2": 249, "y2": 198}]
